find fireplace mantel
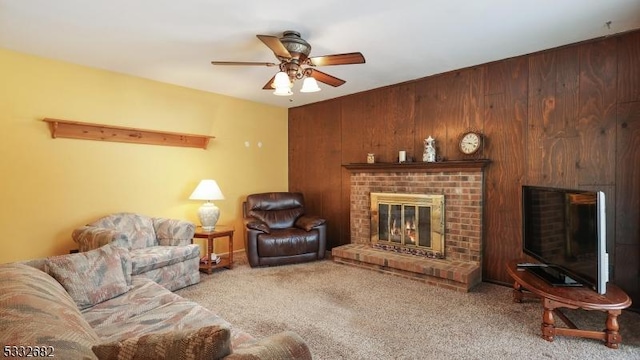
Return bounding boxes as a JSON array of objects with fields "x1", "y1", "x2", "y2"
[{"x1": 343, "y1": 159, "x2": 490, "y2": 173}]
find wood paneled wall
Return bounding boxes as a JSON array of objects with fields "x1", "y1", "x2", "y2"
[{"x1": 288, "y1": 30, "x2": 640, "y2": 308}]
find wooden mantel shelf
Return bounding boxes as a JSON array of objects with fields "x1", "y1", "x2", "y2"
[
  {"x1": 343, "y1": 159, "x2": 490, "y2": 173},
  {"x1": 43, "y1": 118, "x2": 214, "y2": 149}
]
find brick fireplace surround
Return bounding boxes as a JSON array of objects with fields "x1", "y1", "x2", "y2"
[{"x1": 332, "y1": 160, "x2": 489, "y2": 292}]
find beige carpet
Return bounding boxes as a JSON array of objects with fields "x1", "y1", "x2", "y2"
[{"x1": 176, "y1": 259, "x2": 640, "y2": 360}]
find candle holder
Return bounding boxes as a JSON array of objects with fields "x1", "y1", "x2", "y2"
[{"x1": 399, "y1": 150, "x2": 407, "y2": 163}]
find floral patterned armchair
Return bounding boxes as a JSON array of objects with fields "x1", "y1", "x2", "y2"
[{"x1": 72, "y1": 212, "x2": 199, "y2": 291}]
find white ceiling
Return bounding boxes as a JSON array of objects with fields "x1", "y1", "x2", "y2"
[{"x1": 1, "y1": 0, "x2": 639, "y2": 109}]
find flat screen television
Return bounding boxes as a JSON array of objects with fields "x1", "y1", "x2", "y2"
[{"x1": 521, "y1": 185, "x2": 609, "y2": 294}]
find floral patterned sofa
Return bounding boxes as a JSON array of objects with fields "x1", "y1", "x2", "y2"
[
  {"x1": 72, "y1": 212, "x2": 200, "y2": 291},
  {"x1": 0, "y1": 244, "x2": 311, "y2": 360}
]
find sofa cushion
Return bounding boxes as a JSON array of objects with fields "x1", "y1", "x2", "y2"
[
  {"x1": 83, "y1": 277, "x2": 254, "y2": 348},
  {"x1": 92, "y1": 325, "x2": 231, "y2": 360},
  {"x1": 257, "y1": 229, "x2": 319, "y2": 257},
  {"x1": 246, "y1": 192, "x2": 306, "y2": 229},
  {"x1": 73, "y1": 227, "x2": 132, "y2": 252},
  {"x1": 138, "y1": 258, "x2": 200, "y2": 292},
  {"x1": 130, "y1": 244, "x2": 200, "y2": 274},
  {"x1": 91, "y1": 213, "x2": 157, "y2": 250},
  {"x1": 0, "y1": 263, "x2": 100, "y2": 360},
  {"x1": 45, "y1": 244, "x2": 131, "y2": 310},
  {"x1": 249, "y1": 208, "x2": 304, "y2": 229}
]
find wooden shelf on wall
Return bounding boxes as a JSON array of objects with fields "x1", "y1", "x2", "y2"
[
  {"x1": 43, "y1": 118, "x2": 214, "y2": 149},
  {"x1": 343, "y1": 159, "x2": 491, "y2": 173}
]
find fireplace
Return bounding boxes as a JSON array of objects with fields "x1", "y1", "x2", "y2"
[
  {"x1": 333, "y1": 160, "x2": 490, "y2": 292},
  {"x1": 370, "y1": 192, "x2": 445, "y2": 258}
]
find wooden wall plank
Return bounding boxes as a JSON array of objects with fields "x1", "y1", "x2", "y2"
[
  {"x1": 615, "y1": 78, "x2": 639, "y2": 303},
  {"x1": 527, "y1": 48, "x2": 580, "y2": 186},
  {"x1": 414, "y1": 77, "x2": 440, "y2": 158},
  {"x1": 317, "y1": 102, "x2": 344, "y2": 249},
  {"x1": 288, "y1": 109, "x2": 307, "y2": 191},
  {"x1": 434, "y1": 71, "x2": 465, "y2": 159},
  {"x1": 576, "y1": 39, "x2": 618, "y2": 186},
  {"x1": 341, "y1": 92, "x2": 376, "y2": 163},
  {"x1": 448, "y1": 69, "x2": 484, "y2": 158},
  {"x1": 616, "y1": 101, "x2": 640, "y2": 246},
  {"x1": 340, "y1": 168, "x2": 352, "y2": 247},
  {"x1": 289, "y1": 101, "x2": 343, "y2": 249},
  {"x1": 371, "y1": 85, "x2": 416, "y2": 162},
  {"x1": 615, "y1": 244, "x2": 640, "y2": 309},
  {"x1": 483, "y1": 57, "x2": 529, "y2": 284},
  {"x1": 617, "y1": 31, "x2": 640, "y2": 102},
  {"x1": 615, "y1": 31, "x2": 640, "y2": 302}
]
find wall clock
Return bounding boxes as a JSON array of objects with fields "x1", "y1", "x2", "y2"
[{"x1": 458, "y1": 131, "x2": 483, "y2": 156}]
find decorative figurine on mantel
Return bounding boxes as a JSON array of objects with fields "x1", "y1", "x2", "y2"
[{"x1": 423, "y1": 136, "x2": 436, "y2": 162}]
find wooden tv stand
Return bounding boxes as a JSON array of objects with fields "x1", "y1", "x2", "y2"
[{"x1": 506, "y1": 260, "x2": 632, "y2": 348}]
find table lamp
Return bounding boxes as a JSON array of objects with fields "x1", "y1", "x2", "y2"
[{"x1": 189, "y1": 179, "x2": 225, "y2": 231}]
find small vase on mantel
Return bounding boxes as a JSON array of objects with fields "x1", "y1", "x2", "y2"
[
  {"x1": 367, "y1": 153, "x2": 375, "y2": 164},
  {"x1": 423, "y1": 136, "x2": 436, "y2": 163}
]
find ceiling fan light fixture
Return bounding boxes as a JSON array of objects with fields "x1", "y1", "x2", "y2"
[{"x1": 300, "y1": 77, "x2": 321, "y2": 93}]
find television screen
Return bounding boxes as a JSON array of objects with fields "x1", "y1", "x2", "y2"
[{"x1": 522, "y1": 185, "x2": 608, "y2": 294}]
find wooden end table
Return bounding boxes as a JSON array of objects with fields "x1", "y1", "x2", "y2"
[
  {"x1": 506, "y1": 259, "x2": 631, "y2": 348},
  {"x1": 194, "y1": 225, "x2": 234, "y2": 274}
]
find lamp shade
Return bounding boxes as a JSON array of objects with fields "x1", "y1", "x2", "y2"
[
  {"x1": 273, "y1": 71, "x2": 291, "y2": 88},
  {"x1": 300, "y1": 77, "x2": 321, "y2": 93},
  {"x1": 189, "y1": 179, "x2": 224, "y2": 201}
]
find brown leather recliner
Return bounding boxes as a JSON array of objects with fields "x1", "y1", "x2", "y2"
[{"x1": 243, "y1": 192, "x2": 327, "y2": 267}]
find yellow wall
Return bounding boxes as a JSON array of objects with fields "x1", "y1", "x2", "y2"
[{"x1": 0, "y1": 48, "x2": 288, "y2": 263}]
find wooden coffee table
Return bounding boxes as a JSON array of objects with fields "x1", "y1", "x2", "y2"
[{"x1": 506, "y1": 259, "x2": 632, "y2": 348}]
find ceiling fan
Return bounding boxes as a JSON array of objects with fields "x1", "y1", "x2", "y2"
[{"x1": 211, "y1": 30, "x2": 365, "y2": 95}]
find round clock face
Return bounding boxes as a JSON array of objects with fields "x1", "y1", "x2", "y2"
[{"x1": 459, "y1": 132, "x2": 482, "y2": 155}]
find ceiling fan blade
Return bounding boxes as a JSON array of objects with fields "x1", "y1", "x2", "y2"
[
  {"x1": 308, "y1": 52, "x2": 365, "y2": 66},
  {"x1": 256, "y1": 34, "x2": 291, "y2": 59},
  {"x1": 211, "y1": 61, "x2": 278, "y2": 67},
  {"x1": 262, "y1": 75, "x2": 277, "y2": 90},
  {"x1": 308, "y1": 69, "x2": 346, "y2": 87}
]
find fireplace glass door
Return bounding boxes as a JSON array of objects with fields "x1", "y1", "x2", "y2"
[{"x1": 378, "y1": 203, "x2": 431, "y2": 247}]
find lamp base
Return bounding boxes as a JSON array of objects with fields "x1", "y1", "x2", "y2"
[{"x1": 198, "y1": 202, "x2": 220, "y2": 231}]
